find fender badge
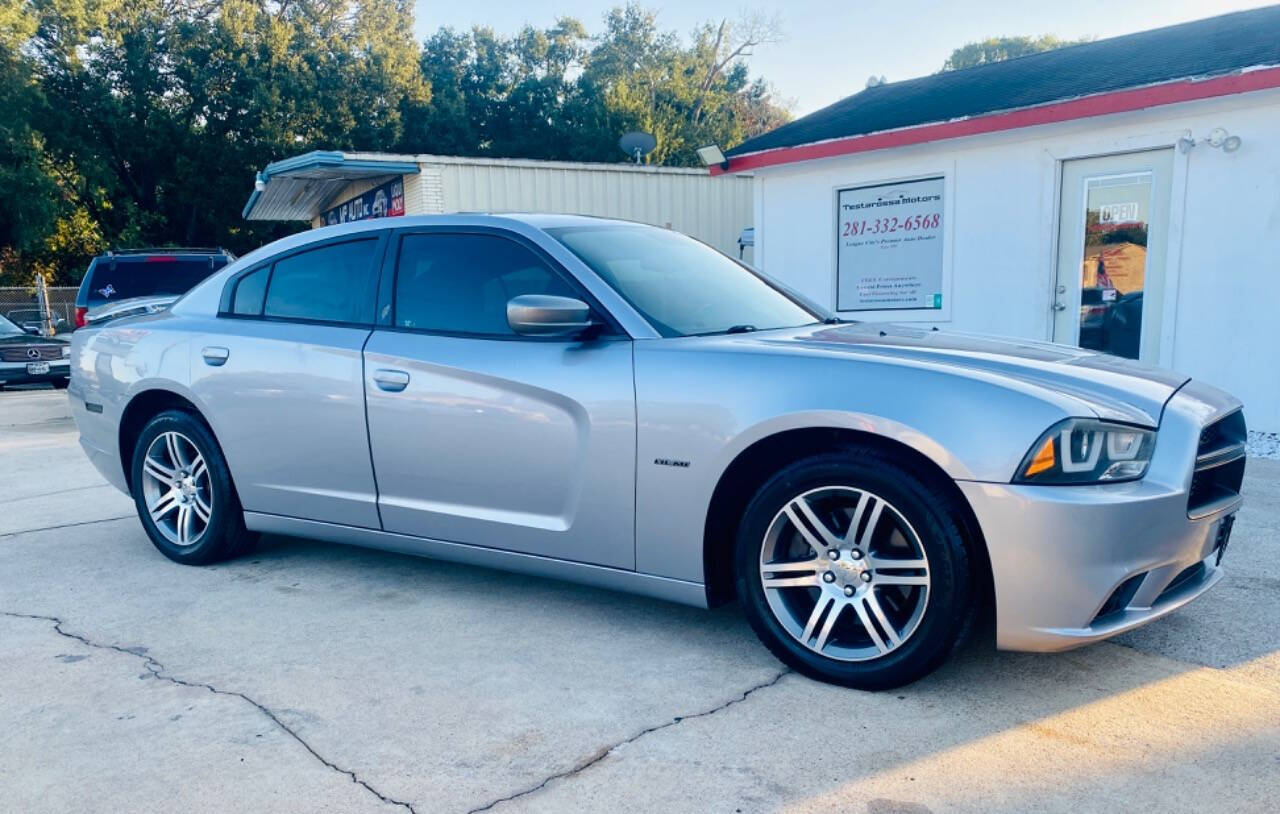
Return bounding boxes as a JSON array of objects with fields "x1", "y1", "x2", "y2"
[{"x1": 654, "y1": 458, "x2": 690, "y2": 468}]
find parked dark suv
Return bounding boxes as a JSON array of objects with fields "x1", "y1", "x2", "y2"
[{"x1": 74, "y1": 248, "x2": 235, "y2": 328}]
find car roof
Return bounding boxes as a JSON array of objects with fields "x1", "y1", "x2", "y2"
[
  {"x1": 313, "y1": 212, "x2": 647, "y2": 234},
  {"x1": 226, "y1": 213, "x2": 653, "y2": 271},
  {"x1": 95, "y1": 247, "x2": 231, "y2": 258}
]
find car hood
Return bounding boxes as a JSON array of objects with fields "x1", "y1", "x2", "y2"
[
  {"x1": 0, "y1": 333, "x2": 68, "y2": 346},
  {"x1": 746, "y1": 323, "x2": 1188, "y2": 426}
]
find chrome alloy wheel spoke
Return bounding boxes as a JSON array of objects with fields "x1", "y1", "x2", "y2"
[
  {"x1": 143, "y1": 455, "x2": 178, "y2": 488},
  {"x1": 141, "y1": 431, "x2": 212, "y2": 547},
  {"x1": 760, "y1": 560, "x2": 821, "y2": 589},
  {"x1": 783, "y1": 496, "x2": 842, "y2": 551},
  {"x1": 760, "y1": 486, "x2": 931, "y2": 662},
  {"x1": 149, "y1": 489, "x2": 181, "y2": 521}
]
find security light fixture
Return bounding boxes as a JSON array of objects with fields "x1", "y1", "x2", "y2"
[
  {"x1": 697, "y1": 144, "x2": 729, "y2": 170},
  {"x1": 1177, "y1": 128, "x2": 1242, "y2": 154}
]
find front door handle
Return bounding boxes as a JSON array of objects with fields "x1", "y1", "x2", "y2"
[
  {"x1": 372, "y1": 369, "x2": 410, "y2": 392},
  {"x1": 201, "y1": 346, "x2": 229, "y2": 366}
]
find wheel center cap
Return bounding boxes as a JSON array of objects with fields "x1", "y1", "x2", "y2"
[{"x1": 835, "y1": 558, "x2": 865, "y2": 576}]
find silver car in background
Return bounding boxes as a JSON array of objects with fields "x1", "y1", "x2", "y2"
[{"x1": 68, "y1": 215, "x2": 1245, "y2": 688}]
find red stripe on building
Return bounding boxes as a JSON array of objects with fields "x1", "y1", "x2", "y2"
[{"x1": 712, "y1": 66, "x2": 1280, "y2": 175}]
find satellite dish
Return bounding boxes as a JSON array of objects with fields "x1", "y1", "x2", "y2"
[{"x1": 619, "y1": 131, "x2": 657, "y2": 164}]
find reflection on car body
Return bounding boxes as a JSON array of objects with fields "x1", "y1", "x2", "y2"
[{"x1": 68, "y1": 215, "x2": 1244, "y2": 689}]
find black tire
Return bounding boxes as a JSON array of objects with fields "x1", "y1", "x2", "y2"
[
  {"x1": 734, "y1": 447, "x2": 974, "y2": 690},
  {"x1": 129, "y1": 409, "x2": 256, "y2": 565},
  {"x1": 52, "y1": 378, "x2": 70, "y2": 389}
]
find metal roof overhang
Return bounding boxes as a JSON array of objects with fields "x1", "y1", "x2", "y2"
[{"x1": 242, "y1": 151, "x2": 420, "y2": 221}]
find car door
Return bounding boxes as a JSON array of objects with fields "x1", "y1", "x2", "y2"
[
  {"x1": 363, "y1": 228, "x2": 636, "y2": 569},
  {"x1": 190, "y1": 233, "x2": 385, "y2": 529}
]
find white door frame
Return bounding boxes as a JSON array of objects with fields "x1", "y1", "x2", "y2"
[{"x1": 1041, "y1": 130, "x2": 1191, "y2": 368}]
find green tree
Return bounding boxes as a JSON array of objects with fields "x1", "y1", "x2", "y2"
[
  {"x1": 941, "y1": 34, "x2": 1094, "y2": 71},
  {"x1": 0, "y1": 0, "x2": 62, "y2": 283},
  {"x1": 13, "y1": 0, "x2": 429, "y2": 282},
  {"x1": 404, "y1": 4, "x2": 790, "y2": 167},
  {"x1": 1, "y1": 2, "x2": 788, "y2": 284}
]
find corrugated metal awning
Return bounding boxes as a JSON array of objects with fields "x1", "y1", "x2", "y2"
[{"x1": 242, "y1": 151, "x2": 420, "y2": 221}]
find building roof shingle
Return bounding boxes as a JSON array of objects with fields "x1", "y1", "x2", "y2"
[{"x1": 727, "y1": 6, "x2": 1280, "y2": 159}]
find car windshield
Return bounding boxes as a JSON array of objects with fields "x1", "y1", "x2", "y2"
[
  {"x1": 546, "y1": 225, "x2": 819, "y2": 337},
  {"x1": 0, "y1": 314, "x2": 23, "y2": 336},
  {"x1": 86, "y1": 256, "x2": 226, "y2": 306}
]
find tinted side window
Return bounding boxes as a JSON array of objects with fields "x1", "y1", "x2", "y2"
[
  {"x1": 231, "y1": 267, "x2": 268, "y2": 315},
  {"x1": 263, "y1": 239, "x2": 378, "y2": 324},
  {"x1": 394, "y1": 234, "x2": 577, "y2": 335}
]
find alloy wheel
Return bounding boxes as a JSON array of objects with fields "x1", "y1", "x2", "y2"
[
  {"x1": 140, "y1": 431, "x2": 213, "y2": 546},
  {"x1": 759, "y1": 486, "x2": 931, "y2": 661}
]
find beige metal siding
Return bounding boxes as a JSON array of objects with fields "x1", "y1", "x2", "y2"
[
  {"x1": 305, "y1": 153, "x2": 754, "y2": 258},
  {"x1": 432, "y1": 160, "x2": 752, "y2": 257}
]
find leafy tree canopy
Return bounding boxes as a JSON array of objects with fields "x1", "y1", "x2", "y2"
[
  {"x1": 0, "y1": 1, "x2": 788, "y2": 286},
  {"x1": 941, "y1": 34, "x2": 1094, "y2": 71}
]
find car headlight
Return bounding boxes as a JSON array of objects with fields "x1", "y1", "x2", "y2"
[{"x1": 1015, "y1": 418, "x2": 1156, "y2": 484}]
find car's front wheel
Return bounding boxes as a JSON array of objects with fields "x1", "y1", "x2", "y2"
[
  {"x1": 735, "y1": 447, "x2": 974, "y2": 690},
  {"x1": 130, "y1": 410, "x2": 256, "y2": 565}
]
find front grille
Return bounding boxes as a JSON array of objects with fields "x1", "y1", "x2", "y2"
[
  {"x1": 0, "y1": 345, "x2": 63, "y2": 362},
  {"x1": 1187, "y1": 410, "x2": 1246, "y2": 518},
  {"x1": 1093, "y1": 573, "x2": 1146, "y2": 624},
  {"x1": 1156, "y1": 562, "x2": 1205, "y2": 604}
]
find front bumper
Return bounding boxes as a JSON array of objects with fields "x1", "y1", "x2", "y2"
[
  {"x1": 0, "y1": 359, "x2": 70, "y2": 386},
  {"x1": 962, "y1": 380, "x2": 1243, "y2": 652}
]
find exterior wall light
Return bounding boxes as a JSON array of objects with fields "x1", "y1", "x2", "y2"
[
  {"x1": 1177, "y1": 128, "x2": 1242, "y2": 154},
  {"x1": 697, "y1": 144, "x2": 729, "y2": 170},
  {"x1": 1206, "y1": 127, "x2": 1242, "y2": 152}
]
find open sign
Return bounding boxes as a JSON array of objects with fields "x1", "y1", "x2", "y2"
[{"x1": 1099, "y1": 202, "x2": 1140, "y2": 224}]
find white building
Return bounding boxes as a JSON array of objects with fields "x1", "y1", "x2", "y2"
[
  {"x1": 243, "y1": 151, "x2": 754, "y2": 261},
  {"x1": 714, "y1": 7, "x2": 1280, "y2": 432}
]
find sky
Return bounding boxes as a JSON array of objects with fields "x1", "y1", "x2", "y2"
[{"x1": 413, "y1": 0, "x2": 1273, "y2": 115}]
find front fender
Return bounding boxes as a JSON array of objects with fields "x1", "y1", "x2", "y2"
[
  {"x1": 712, "y1": 409, "x2": 974, "y2": 482},
  {"x1": 633, "y1": 341, "x2": 1077, "y2": 583}
]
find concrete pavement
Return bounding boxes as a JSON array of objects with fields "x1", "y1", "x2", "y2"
[{"x1": 1, "y1": 389, "x2": 1277, "y2": 813}]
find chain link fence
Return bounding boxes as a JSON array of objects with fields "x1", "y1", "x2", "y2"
[{"x1": 0, "y1": 286, "x2": 79, "y2": 331}]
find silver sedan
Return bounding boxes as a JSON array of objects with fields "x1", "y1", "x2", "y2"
[{"x1": 68, "y1": 214, "x2": 1245, "y2": 688}]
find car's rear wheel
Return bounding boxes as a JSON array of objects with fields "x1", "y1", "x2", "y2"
[
  {"x1": 130, "y1": 410, "x2": 256, "y2": 565},
  {"x1": 734, "y1": 447, "x2": 974, "y2": 690}
]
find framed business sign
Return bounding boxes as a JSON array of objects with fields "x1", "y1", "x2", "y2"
[
  {"x1": 323, "y1": 177, "x2": 406, "y2": 225},
  {"x1": 835, "y1": 176, "x2": 945, "y2": 312}
]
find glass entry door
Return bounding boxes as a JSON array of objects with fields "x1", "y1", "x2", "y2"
[{"x1": 1053, "y1": 149, "x2": 1173, "y2": 361}]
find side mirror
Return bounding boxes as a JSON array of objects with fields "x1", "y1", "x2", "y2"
[{"x1": 507, "y1": 294, "x2": 594, "y2": 337}]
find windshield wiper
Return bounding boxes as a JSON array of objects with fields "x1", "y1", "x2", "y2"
[{"x1": 725, "y1": 324, "x2": 757, "y2": 334}]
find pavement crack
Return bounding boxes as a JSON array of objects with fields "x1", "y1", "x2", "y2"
[
  {"x1": 0, "y1": 483, "x2": 114, "y2": 505},
  {"x1": 1, "y1": 611, "x2": 419, "y2": 814},
  {"x1": 0, "y1": 515, "x2": 134, "y2": 538},
  {"x1": 464, "y1": 668, "x2": 791, "y2": 813}
]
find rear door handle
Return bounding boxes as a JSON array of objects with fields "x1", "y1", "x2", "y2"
[
  {"x1": 201, "y1": 346, "x2": 229, "y2": 366},
  {"x1": 372, "y1": 369, "x2": 410, "y2": 392}
]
